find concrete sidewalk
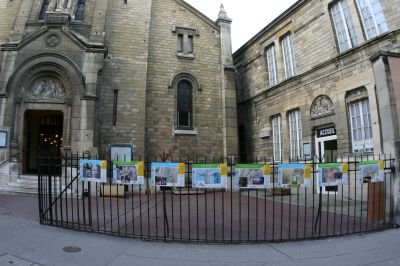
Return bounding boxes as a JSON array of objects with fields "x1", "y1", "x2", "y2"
[{"x1": 1, "y1": 195, "x2": 400, "y2": 266}]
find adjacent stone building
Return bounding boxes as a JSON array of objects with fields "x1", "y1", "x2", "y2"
[
  {"x1": 0, "y1": 0, "x2": 238, "y2": 185},
  {"x1": 233, "y1": 0, "x2": 400, "y2": 163}
]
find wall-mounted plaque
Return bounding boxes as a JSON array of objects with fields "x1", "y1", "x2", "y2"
[
  {"x1": 0, "y1": 131, "x2": 7, "y2": 148},
  {"x1": 109, "y1": 144, "x2": 134, "y2": 162}
]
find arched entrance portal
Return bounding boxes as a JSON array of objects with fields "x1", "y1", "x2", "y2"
[{"x1": 23, "y1": 110, "x2": 63, "y2": 173}]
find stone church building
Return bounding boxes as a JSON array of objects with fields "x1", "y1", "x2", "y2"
[
  {"x1": 0, "y1": 0, "x2": 238, "y2": 183},
  {"x1": 1, "y1": 0, "x2": 400, "y2": 194}
]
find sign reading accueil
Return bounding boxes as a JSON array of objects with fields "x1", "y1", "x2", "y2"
[{"x1": 317, "y1": 127, "x2": 336, "y2": 138}]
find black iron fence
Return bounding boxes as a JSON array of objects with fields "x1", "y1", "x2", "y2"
[{"x1": 38, "y1": 153, "x2": 395, "y2": 243}]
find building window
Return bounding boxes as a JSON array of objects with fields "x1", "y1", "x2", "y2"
[
  {"x1": 187, "y1": 35, "x2": 194, "y2": 54},
  {"x1": 39, "y1": 0, "x2": 49, "y2": 20},
  {"x1": 177, "y1": 80, "x2": 193, "y2": 129},
  {"x1": 288, "y1": 110, "x2": 302, "y2": 159},
  {"x1": 330, "y1": 0, "x2": 357, "y2": 52},
  {"x1": 177, "y1": 34, "x2": 183, "y2": 52},
  {"x1": 348, "y1": 99, "x2": 373, "y2": 153},
  {"x1": 272, "y1": 115, "x2": 283, "y2": 161},
  {"x1": 281, "y1": 33, "x2": 296, "y2": 79},
  {"x1": 266, "y1": 45, "x2": 278, "y2": 87},
  {"x1": 112, "y1": 89, "x2": 118, "y2": 126},
  {"x1": 173, "y1": 26, "x2": 198, "y2": 59},
  {"x1": 74, "y1": 0, "x2": 86, "y2": 21},
  {"x1": 356, "y1": 0, "x2": 388, "y2": 40}
]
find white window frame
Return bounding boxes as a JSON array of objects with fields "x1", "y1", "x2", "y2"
[
  {"x1": 289, "y1": 110, "x2": 302, "y2": 159},
  {"x1": 272, "y1": 115, "x2": 283, "y2": 161},
  {"x1": 281, "y1": 33, "x2": 296, "y2": 79},
  {"x1": 356, "y1": 0, "x2": 388, "y2": 40},
  {"x1": 266, "y1": 45, "x2": 278, "y2": 87},
  {"x1": 330, "y1": 0, "x2": 357, "y2": 52},
  {"x1": 348, "y1": 99, "x2": 374, "y2": 153}
]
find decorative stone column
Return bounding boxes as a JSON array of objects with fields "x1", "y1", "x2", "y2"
[
  {"x1": 371, "y1": 52, "x2": 400, "y2": 226},
  {"x1": 63, "y1": 103, "x2": 72, "y2": 152},
  {"x1": 9, "y1": 98, "x2": 21, "y2": 180},
  {"x1": 217, "y1": 5, "x2": 238, "y2": 159}
]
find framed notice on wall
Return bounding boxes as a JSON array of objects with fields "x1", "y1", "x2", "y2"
[
  {"x1": 0, "y1": 130, "x2": 7, "y2": 148},
  {"x1": 109, "y1": 144, "x2": 134, "y2": 162}
]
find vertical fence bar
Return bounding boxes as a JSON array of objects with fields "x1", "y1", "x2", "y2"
[
  {"x1": 347, "y1": 154, "x2": 351, "y2": 234},
  {"x1": 229, "y1": 158, "x2": 233, "y2": 243},
  {"x1": 272, "y1": 161, "x2": 276, "y2": 241}
]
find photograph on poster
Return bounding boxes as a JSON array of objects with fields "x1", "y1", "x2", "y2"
[
  {"x1": 235, "y1": 164, "x2": 271, "y2": 189},
  {"x1": 278, "y1": 164, "x2": 311, "y2": 188},
  {"x1": 192, "y1": 164, "x2": 227, "y2": 188},
  {"x1": 358, "y1": 161, "x2": 384, "y2": 183},
  {"x1": 113, "y1": 161, "x2": 144, "y2": 185},
  {"x1": 151, "y1": 162, "x2": 185, "y2": 187},
  {"x1": 318, "y1": 163, "x2": 348, "y2": 186},
  {"x1": 80, "y1": 160, "x2": 107, "y2": 183}
]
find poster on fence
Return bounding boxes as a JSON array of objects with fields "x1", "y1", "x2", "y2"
[
  {"x1": 80, "y1": 160, "x2": 107, "y2": 183},
  {"x1": 278, "y1": 164, "x2": 312, "y2": 188},
  {"x1": 112, "y1": 161, "x2": 144, "y2": 185},
  {"x1": 192, "y1": 164, "x2": 227, "y2": 189},
  {"x1": 358, "y1": 160, "x2": 384, "y2": 183},
  {"x1": 235, "y1": 164, "x2": 271, "y2": 189},
  {"x1": 318, "y1": 163, "x2": 348, "y2": 187},
  {"x1": 151, "y1": 162, "x2": 185, "y2": 187}
]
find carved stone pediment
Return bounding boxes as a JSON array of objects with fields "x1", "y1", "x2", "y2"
[
  {"x1": 26, "y1": 78, "x2": 65, "y2": 102},
  {"x1": 310, "y1": 95, "x2": 334, "y2": 119}
]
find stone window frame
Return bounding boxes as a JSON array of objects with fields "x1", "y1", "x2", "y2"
[
  {"x1": 355, "y1": 0, "x2": 388, "y2": 40},
  {"x1": 38, "y1": 0, "x2": 87, "y2": 22},
  {"x1": 329, "y1": 0, "x2": 358, "y2": 53},
  {"x1": 271, "y1": 114, "x2": 283, "y2": 161},
  {"x1": 265, "y1": 43, "x2": 279, "y2": 87},
  {"x1": 345, "y1": 87, "x2": 374, "y2": 153},
  {"x1": 170, "y1": 72, "x2": 201, "y2": 135},
  {"x1": 38, "y1": 0, "x2": 50, "y2": 21},
  {"x1": 172, "y1": 26, "x2": 200, "y2": 60},
  {"x1": 73, "y1": 0, "x2": 86, "y2": 21},
  {"x1": 287, "y1": 108, "x2": 303, "y2": 159},
  {"x1": 280, "y1": 32, "x2": 296, "y2": 80},
  {"x1": 177, "y1": 80, "x2": 193, "y2": 130}
]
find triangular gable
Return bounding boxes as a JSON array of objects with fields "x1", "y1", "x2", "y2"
[
  {"x1": 175, "y1": 0, "x2": 220, "y2": 31},
  {"x1": 1, "y1": 26, "x2": 105, "y2": 53}
]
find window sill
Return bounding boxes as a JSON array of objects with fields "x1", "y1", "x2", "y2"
[
  {"x1": 177, "y1": 53, "x2": 194, "y2": 60},
  {"x1": 174, "y1": 129, "x2": 197, "y2": 135}
]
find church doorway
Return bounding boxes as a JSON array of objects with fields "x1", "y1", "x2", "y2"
[{"x1": 23, "y1": 110, "x2": 63, "y2": 174}]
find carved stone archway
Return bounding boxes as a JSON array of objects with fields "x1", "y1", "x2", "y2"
[{"x1": 6, "y1": 54, "x2": 86, "y2": 166}]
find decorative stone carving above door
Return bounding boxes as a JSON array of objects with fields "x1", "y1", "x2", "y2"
[
  {"x1": 310, "y1": 95, "x2": 334, "y2": 119},
  {"x1": 27, "y1": 78, "x2": 65, "y2": 102}
]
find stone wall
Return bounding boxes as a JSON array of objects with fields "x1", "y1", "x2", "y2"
[
  {"x1": 97, "y1": 0, "x2": 152, "y2": 157},
  {"x1": 145, "y1": 0, "x2": 224, "y2": 158}
]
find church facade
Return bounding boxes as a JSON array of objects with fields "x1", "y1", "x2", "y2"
[
  {"x1": 233, "y1": 0, "x2": 400, "y2": 163},
  {"x1": 0, "y1": 0, "x2": 238, "y2": 181}
]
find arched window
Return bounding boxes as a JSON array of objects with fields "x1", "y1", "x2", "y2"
[
  {"x1": 39, "y1": 0, "x2": 50, "y2": 20},
  {"x1": 177, "y1": 80, "x2": 193, "y2": 129},
  {"x1": 75, "y1": 0, "x2": 86, "y2": 21}
]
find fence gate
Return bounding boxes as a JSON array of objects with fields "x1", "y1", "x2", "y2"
[{"x1": 38, "y1": 152, "x2": 395, "y2": 243}]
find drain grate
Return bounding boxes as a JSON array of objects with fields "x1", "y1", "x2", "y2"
[{"x1": 62, "y1": 246, "x2": 82, "y2": 253}]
